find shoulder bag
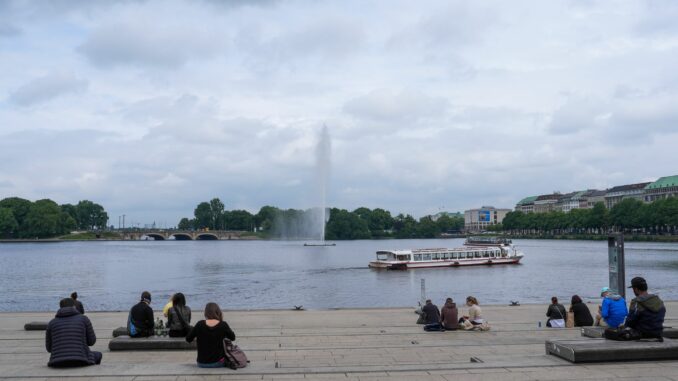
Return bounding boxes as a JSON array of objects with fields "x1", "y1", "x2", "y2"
[
  {"x1": 549, "y1": 305, "x2": 565, "y2": 328},
  {"x1": 222, "y1": 338, "x2": 249, "y2": 369}
]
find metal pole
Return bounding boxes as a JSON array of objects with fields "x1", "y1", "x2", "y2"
[
  {"x1": 607, "y1": 233, "x2": 625, "y2": 299},
  {"x1": 420, "y1": 278, "x2": 426, "y2": 305}
]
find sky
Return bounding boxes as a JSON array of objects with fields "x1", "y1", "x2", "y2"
[{"x1": 1, "y1": 0, "x2": 678, "y2": 227}]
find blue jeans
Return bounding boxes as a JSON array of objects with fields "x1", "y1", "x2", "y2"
[{"x1": 197, "y1": 360, "x2": 224, "y2": 368}]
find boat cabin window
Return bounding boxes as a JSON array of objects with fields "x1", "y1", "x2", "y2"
[
  {"x1": 413, "y1": 254, "x2": 422, "y2": 261},
  {"x1": 483, "y1": 251, "x2": 490, "y2": 258},
  {"x1": 396, "y1": 255, "x2": 410, "y2": 261},
  {"x1": 432, "y1": 253, "x2": 440, "y2": 260},
  {"x1": 490, "y1": 252, "x2": 495, "y2": 258},
  {"x1": 458, "y1": 252, "x2": 465, "y2": 259},
  {"x1": 451, "y1": 252, "x2": 458, "y2": 259},
  {"x1": 474, "y1": 252, "x2": 481, "y2": 258},
  {"x1": 443, "y1": 252, "x2": 450, "y2": 260},
  {"x1": 423, "y1": 254, "x2": 431, "y2": 261},
  {"x1": 377, "y1": 252, "x2": 395, "y2": 261}
]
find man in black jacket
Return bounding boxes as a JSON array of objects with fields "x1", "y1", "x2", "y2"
[
  {"x1": 129, "y1": 291, "x2": 154, "y2": 337},
  {"x1": 46, "y1": 298, "x2": 102, "y2": 367},
  {"x1": 625, "y1": 277, "x2": 666, "y2": 341}
]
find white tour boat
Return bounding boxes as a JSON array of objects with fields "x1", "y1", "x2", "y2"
[{"x1": 368, "y1": 243, "x2": 524, "y2": 270}]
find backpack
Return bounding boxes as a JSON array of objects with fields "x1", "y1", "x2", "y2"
[
  {"x1": 222, "y1": 339, "x2": 249, "y2": 369},
  {"x1": 127, "y1": 311, "x2": 138, "y2": 337},
  {"x1": 604, "y1": 327, "x2": 641, "y2": 341}
]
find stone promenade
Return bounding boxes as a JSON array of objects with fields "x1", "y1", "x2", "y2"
[{"x1": 1, "y1": 303, "x2": 677, "y2": 381}]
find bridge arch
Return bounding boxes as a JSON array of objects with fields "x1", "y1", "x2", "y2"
[
  {"x1": 195, "y1": 233, "x2": 219, "y2": 240},
  {"x1": 171, "y1": 233, "x2": 193, "y2": 240},
  {"x1": 145, "y1": 233, "x2": 166, "y2": 241}
]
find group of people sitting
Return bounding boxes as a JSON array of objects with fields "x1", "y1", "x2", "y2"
[
  {"x1": 546, "y1": 276, "x2": 667, "y2": 341},
  {"x1": 419, "y1": 296, "x2": 488, "y2": 331},
  {"x1": 45, "y1": 291, "x2": 237, "y2": 368}
]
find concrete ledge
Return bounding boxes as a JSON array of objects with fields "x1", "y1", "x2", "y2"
[
  {"x1": 112, "y1": 327, "x2": 127, "y2": 337},
  {"x1": 546, "y1": 338, "x2": 678, "y2": 363},
  {"x1": 109, "y1": 335, "x2": 196, "y2": 351},
  {"x1": 23, "y1": 321, "x2": 48, "y2": 330},
  {"x1": 581, "y1": 326, "x2": 678, "y2": 339}
]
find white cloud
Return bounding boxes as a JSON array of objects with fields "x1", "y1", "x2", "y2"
[
  {"x1": 1, "y1": 0, "x2": 678, "y2": 224},
  {"x1": 8, "y1": 72, "x2": 88, "y2": 106}
]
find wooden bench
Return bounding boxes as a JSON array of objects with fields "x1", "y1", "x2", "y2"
[
  {"x1": 23, "y1": 322, "x2": 48, "y2": 331},
  {"x1": 546, "y1": 338, "x2": 678, "y2": 363},
  {"x1": 581, "y1": 326, "x2": 678, "y2": 339},
  {"x1": 109, "y1": 335, "x2": 196, "y2": 351}
]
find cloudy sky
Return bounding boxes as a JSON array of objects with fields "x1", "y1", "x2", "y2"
[{"x1": 1, "y1": 0, "x2": 677, "y2": 227}]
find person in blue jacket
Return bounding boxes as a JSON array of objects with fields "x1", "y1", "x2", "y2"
[{"x1": 595, "y1": 286, "x2": 627, "y2": 328}]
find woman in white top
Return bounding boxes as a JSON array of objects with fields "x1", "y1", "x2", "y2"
[{"x1": 462, "y1": 296, "x2": 484, "y2": 325}]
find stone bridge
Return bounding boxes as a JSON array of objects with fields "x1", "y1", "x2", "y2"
[{"x1": 125, "y1": 229, "x2": 250, "y2": 241}]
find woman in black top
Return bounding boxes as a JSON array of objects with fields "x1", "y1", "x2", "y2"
[
  {"x1": 186, "y1": 302, "x2": 236, "y2": 368},
  {"x1": 569, "y1": 295, "x2": 594, "y2": 327}
]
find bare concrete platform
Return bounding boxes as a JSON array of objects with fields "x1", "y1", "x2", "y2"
[
  {"x1": 109, "y1": 335, "x2": 196, "y2": 351},
  {"x1": 547, "y1": 338, "x2": 678, "y2": 363},
  {"x1": 2, "y1": 303, "x2": 678, "y2": 381}
]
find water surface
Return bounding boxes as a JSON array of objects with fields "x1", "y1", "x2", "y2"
[{"x1": 1, "y1": 239, "x2": 677, "y2": 311}]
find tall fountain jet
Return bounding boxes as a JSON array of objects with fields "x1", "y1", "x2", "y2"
[{"x1": 304, "y1": 125, "x2": 335, "y2": 246}]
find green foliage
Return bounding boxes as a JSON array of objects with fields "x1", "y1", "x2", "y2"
[
  {"x1": 0, "y1": 197, "x2": 108, "y2": 239},
  {"x1": 223, "y1": 210, "x2": 254, "y2": 230},
  {"x1": 75, "y1": 200, "x2": 109, "y2": 230},
  {"x1": 193, "y1": 202, "x2": 212, "y2": 229},
  {"x1": 501, "y1": 198, "x2": 678, "y2": 234},
  {"x1": 326, "y1": 208, "x2": 370, "y2": 240},
  {"x1": 177, "y1": 217, "x2": 194, "y2": 230},
  {"x1": 0, "y1": 207, "x2": 18, "y2": 238}
]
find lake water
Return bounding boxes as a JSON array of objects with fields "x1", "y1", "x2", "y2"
[{"x1": 1, "y1": 239, "x2": 677, "y2": 312}]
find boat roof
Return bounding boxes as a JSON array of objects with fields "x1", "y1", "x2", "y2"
[{"x1": 378, "y1": 246, "x2": 501, "y2": 255}]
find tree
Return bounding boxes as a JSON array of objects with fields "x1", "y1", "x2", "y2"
[
  {"x1": 223, "y1": 210, "x2": 254, "y2": 230},
  {"x1": 194, "y1": 202, "x2": 212, "y2": 229},
  {"x1": 0, "y1": 208, "x2": 18, "y2": 238},
  {"x1": 325, "y1": 208, "x2": 370, "y2": 239},
  {"x1": 0, "y1": 197, "x2": 32, "y2": 229},
  {"x1": 610, "y1": 199, "x2": 644, "y2": 231},
  {"x1": 75, "y1": 200, "x2": 108, "y2": 230},
  {"x1": 393, "y1": 214, "x2": 417, "y2": 238},
  {"x1": 254, "y1": 205, "x2": 279, "y2": 232},
  {"x1": 178, "y1": 218, "x2": 194, "y2": 230},
  {"x1": 417, "y1": 216, "x2": 440, "y2": 238},
  {"x1": 23, "y1": 199, "x2": 64, "y2": 238},
  {"x1": 209, "y1": 198, "x2": 225, "y2": 230}
]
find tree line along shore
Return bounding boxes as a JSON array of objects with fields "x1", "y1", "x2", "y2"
[{"x1": 1, "y1": 196, "x2": 677, "y2": 241}]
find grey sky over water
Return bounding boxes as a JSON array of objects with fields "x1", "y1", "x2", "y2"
[{"x1": 1, "y1": 0, "x2": 678, "y2": 226}]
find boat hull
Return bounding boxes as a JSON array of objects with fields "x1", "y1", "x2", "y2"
[{"x1": 368, "y1": 256, "x2": 522, "y2": 270}]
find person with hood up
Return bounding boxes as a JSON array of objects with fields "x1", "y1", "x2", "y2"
[
  {"x1": 440, "y1": 298, "x2": 458, "y2": 330},
  {"x1": 624, "y1": 276, "x2": 666, "y2": 341},
  {"x1": 595, "y1": 287, "x2": 627, "y2": 328},
  {"x1": 46, "y1": 298, "x2": 102, "y2": 367},
  {"x1": 569, "y1": 295, "x2": 594, "y2": 327}
]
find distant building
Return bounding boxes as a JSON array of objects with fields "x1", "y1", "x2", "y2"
[
  {"x1": 582, "y1": 189, "x2": 607, "y2": 208},
  {"x1": 644, "y1": 175, "x2": 678, "y2": 202},
  {"x1": 515, "y1": 196, "x2": 538, "y2": 213},
  {"x1": 533, "y1": 194, "x2": 561, "y2": 213},
  {"x1": 431, "y1": 211, "x2": 463, "y2": 221},
  {"x1": 556, "y1": 191, "x2": 587, "y2": 213},
  {"x1": 604, "y1": 182, "x2": 650, "y2": 209},
  {"x1": 464, "y1": 206, "x2": 511, "y2": 232}
]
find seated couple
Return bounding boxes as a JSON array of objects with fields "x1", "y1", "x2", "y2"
[
  {"x1": 128, "y1": 291, "x2": 192, "y2": 337},
  {"x1": 606, "y1": 277, "x2": 666, "y2": 342},
  {"x1": 422, "y1": 296, "x2": 485, "y2": 331}
]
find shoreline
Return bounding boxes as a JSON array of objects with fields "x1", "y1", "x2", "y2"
[
  {"x1": 4, "y1": 300, "x2": 677, "y2": 314},
  {"x1": 3, "y1": 235, "x2": 678, "y2": 243}
]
